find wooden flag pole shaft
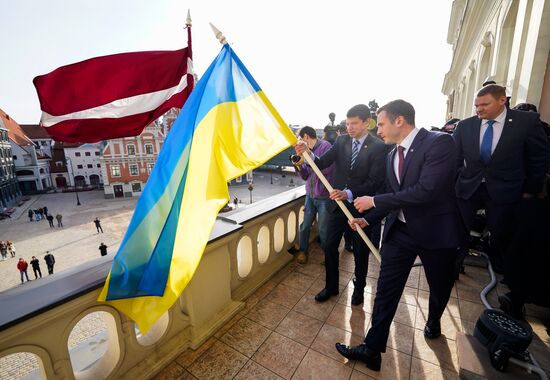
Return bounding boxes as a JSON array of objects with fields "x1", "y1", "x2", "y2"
[{"x1": 301, "y1": 152, "x2": 381, "y2": 263}]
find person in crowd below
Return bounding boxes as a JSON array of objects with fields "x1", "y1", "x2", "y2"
[
  {"x1": 295, "y1": 104, "x2": 387, "y2": 306},
  {"x1": 44, "y1": 251, "x2": 56, "y2": 275},
  {"x1": 28, "y1": 209, "x2": 33, "y2": 222},
  {"x1": 0, "y1": 240, "x2": 7, "y2": 260},
  {"x1": 43, "y1": 206, "x2": 48, "y2": 217},
  {"x1": 453, "y1": 84, "x2": 550, "y2": 280},
  {"x1": 442, "y1": 118, "x2": 460, "y2": 134},
  {"x1": 34, "y1": 210, "x2": 41, "y2": 221},
  {"x1": 30, "y1": 256, "x2": 42, "y2": 279},
  {"x1": 56, "y1": 213, "x2": 63, "y2": 227},
  {"x1": 94, "y1": 217, "x2": 104, "y2": 233},
  {"x1": 17, "y1": 258, "x2": 30, "y2": 283},
  {"x1": 335, "y1": 99, "x2": 463, "y2": 371},
  {"x1": 46, "y1": 214, "x2": 55, "y2": 228},
  {"x1": 512, "y1": 102, "x2": 550, "y2": 141},
  {"x1": 99, "y1": 242, "x2": 108, "y2": 257},
  {"x1": 8, "y1": 241, "x2": 15, "y2": 258},
  {"x1": 292, "y1": 126, "x2": 335, "y2": 264}
]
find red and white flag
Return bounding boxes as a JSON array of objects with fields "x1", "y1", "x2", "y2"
[{"x1": 33, "y1": 29, "x2": 194, "y2": 143}]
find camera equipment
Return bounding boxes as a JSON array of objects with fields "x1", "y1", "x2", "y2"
[
  {"x1": 474, "y1": 309, "x2": 533, "y2": 371},
  {"x1": 289, "y1": 154, "x2": 302, "y2": 164}
]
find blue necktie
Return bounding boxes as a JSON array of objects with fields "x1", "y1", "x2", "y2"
[
  {"x1": 350, "y1": 140, "x2": 360, "y2": 169},
  {"x1": 480, "y1": 120, "x2": 495, "y2": 164}
]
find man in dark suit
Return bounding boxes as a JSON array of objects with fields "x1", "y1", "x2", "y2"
[
  {"x1": 335, "y1": 100, "x2": 463, "y2": 371},
  {"x1": 295, "y1": 104, "x2": 387, "y2": 306},
  {"x1": 453, "y1": 84, "x2": 550, "y2": 315}
]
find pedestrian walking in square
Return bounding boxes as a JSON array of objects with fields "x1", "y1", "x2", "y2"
[
  {"x1": 99, "y1": 242, "x2": 108, "y2": 256},
  {"x1": 7, "y1": 241, "x2": 15, "y2": 257},
  {"x1": 0, "y1": 241, "x2": 7, "y2": 260},
  {"x1": 30, "y1": 256, "x2": 42, "y2": 279},
  {"x1": 17, "y1": 258, "x2": 30, "y2": 283},
  {"x1": 94, "y1": 217, "x2": 103, "y2": 233},
  {"x1": 47, "y1": 214, "x2": 55, "y2": 228},
  {"x1": 44, "y1": 251, "x2": 55, "y2": 275},
  {"x1": 56, "y1": 213, "x2": 63, "y2": 227}
]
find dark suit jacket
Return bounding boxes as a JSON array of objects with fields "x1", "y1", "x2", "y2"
[
  {"x1": 453, "y1": 108, "x2": 550, "y2": 204},
  {"x1": 315, "y1": 134, "x2": 387, "y2": 214},
  {"x1": 365, "y1": 129, "x2": 463, "y2": 250}
]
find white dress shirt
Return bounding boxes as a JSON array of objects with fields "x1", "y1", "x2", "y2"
[
  {"x1": 393, "y1": 128, "x2": 420, "y2": 222},
  {"x1": 479, "y1": 108, "x2": 507, "y2": 154}
]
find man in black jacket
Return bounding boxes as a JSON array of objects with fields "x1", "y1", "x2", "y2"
[
  {"x1": 453, "y1": 85, "x2": 550, "y2": 260},
  {"x1": 295, "y1": 104, "x2": 387, "y2": 306},
  {"x1": 453, "y1": 84, "x2": 550, "y2": 314},
  {"x1": 335, "y1": 99, "x2": 463, "y2": 371}
]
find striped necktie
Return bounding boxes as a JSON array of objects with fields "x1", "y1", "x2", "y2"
[{"x1": 350, "y1": 139, "x2": 360, "y2": 169}]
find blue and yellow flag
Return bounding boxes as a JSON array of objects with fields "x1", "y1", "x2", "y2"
[{"x1": 98, "y1": 44, "x2": 297, "y2": 332}]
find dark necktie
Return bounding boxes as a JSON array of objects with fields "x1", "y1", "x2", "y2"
[
  {"x1": 397, "y1": 145, "x2": 405, "y2": 180},
  {"x1": 480, "y1": 119, "x2": 495, "y2": 164},
  {"x1": 350, "y1": 139, "x2": 360, "y2": 169}
]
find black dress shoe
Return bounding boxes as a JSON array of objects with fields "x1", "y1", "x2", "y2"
[
  {"x1": 351, "y1": 289, "x2": 364, "y2": 306},
  {"x1": 424, "y1": 319, "x2": 441, "y2": 339},
  {"x1": 315, "y1": 288, "x2": 338, "y2": 303},
  {"x1": 335, "y1": 343, "x2": 381, "y2": 371}
]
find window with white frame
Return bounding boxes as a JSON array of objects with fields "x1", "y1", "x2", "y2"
[
  {"x1": 145, "y1": 144, "x2": 154, "y2": 155},
  {"x1": 110, "y1": 165, "x2": 121, "y2": 177},
  {"x1": 129, "y1": 164, "x2": 139, "y2": 176},
  {"x1": 132, "y1": 183, "x2": 142, "y2": 192},
  {"x1": 126, "y1": 144, "x2": 136, "y2": 155},
  {"x1": 147, "y1": 163, "x2": 154, "y2": 174}
]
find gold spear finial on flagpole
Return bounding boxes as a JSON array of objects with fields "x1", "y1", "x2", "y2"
[{"x1": 209, "y1": 23, "x2": 227, "y2": 45}]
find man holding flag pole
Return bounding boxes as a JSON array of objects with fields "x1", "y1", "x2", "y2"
[{"x1": 295, "y1": 104, "x2": 387, "y2": 306}]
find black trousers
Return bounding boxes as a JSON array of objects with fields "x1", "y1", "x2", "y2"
[
  {"x1": 324, "y1": 210, "x2": 371, "y2": 293},
  {"x1": 457, "y1": 184, "x2": 517, "y2": 262},
  {"x1": 364, "y1": 221, "x2": 458, "y2": 352}
]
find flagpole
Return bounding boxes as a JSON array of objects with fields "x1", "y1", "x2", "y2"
[
  {"x1": 204, "y1": 24, "x2": 380, "y2": 262},
  {"x1": 301, "y1": 151, "x2": 381, "y2": 263}
]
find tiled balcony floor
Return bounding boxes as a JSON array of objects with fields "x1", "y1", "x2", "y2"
[{"x1": 154, "y1": 242, "x2": 550, "y2": 380}]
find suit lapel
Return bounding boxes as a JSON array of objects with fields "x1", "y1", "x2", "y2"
[
  {"x1": 341, "y1": 136, "x2": 351, "y2": 174},
  {"x1": 491, "y1": 112, "x2": 513, "y2": 160},
  {"x1": 472, "y1": 117, "x2": 482, "y2": 158},
  {"x1": 388, "y1": 147, "x2": 399, "y2": 191},
  {"x1": 399, "y1": 129, "x2": 427, "y2": 188}
]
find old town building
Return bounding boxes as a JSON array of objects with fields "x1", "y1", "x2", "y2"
[
  {"x1": 101, "y1": 108, "x2": 178, "y2": 199},
  {"x1": 443, "y1": 0, "x2": 550, "y2": 122}
]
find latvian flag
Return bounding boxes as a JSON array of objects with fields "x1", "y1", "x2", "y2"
[{"x1": 33, "y1": 28, "x2": 194, "y2": 143}]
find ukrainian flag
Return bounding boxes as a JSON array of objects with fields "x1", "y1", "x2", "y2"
[{"x1": 98, "y1": 44, "x2": 297, "y2": 333}]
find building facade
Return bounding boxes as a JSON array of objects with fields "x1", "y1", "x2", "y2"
[
  {"x1": 64, "y1": 143, "x2": 103, "y2": 188},
  {"x1": 0, "y1": 125, "x2": 21, "y2": 209},
  {"x1": 101, "y1": 108, "x2": 179, "y2": 199},
  {"x1": 1, "y1": 108, "x2": 51, "y2": 195},
  {"x1": 442, "y1": 0, "x2": 550, "y2": 123}
]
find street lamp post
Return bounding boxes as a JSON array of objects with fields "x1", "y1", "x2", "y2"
[
  {"x1": 248, "y1": 182, "x2": 254, "y2": 204},
  {"x1": 66, "y1": 157, "x2": 81, "y2": 206}
]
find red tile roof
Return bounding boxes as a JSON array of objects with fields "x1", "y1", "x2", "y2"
[
  {"x1": 20, "y1": 124, "x2": 51, "y2": 139},
  {"x1": 0, "y1": 108, "x2": 33, "y2": 146}
]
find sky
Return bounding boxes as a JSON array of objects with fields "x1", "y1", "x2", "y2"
[{"x1": 0, "y1": 0, "x2": 453, "y2": 130}]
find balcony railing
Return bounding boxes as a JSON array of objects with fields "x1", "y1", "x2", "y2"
[{"x1": 0, "y1": 187, "x2": 307, "y2": 379}]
